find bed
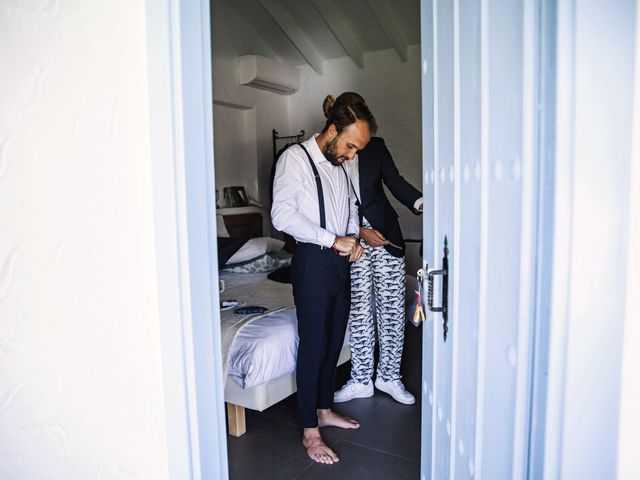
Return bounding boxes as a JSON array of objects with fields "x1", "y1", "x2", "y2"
[
  {"x1": 216, "y1": 211, "x2": 350, "y2": 437},
  {"x1": 217, "y1": 210, "x2": 419, "y2": 437}
]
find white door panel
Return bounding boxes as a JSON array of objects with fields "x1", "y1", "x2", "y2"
[
  {"x1": 451, "y1": 0, "x2": 482, "y2": 478},
  {"x1": 421, "y1": 1, "x2": 539, "y2": 478},
  {"x1": 420, "y1": 1, "x2": 436, "y2": 477},
  {"x1": 432, "y1": 0, "x2": 455, "y2": 477}
]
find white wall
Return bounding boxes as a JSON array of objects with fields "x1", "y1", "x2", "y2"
[
  {"x1": 210, "y1": 0, "x2": 292, "y2": 214},
  {"x1": 617, "y1": 5, "x2": 640, "y2": 478},
  {"x1": 213, "y1": 106, "x2": 258, "y2": 202},
  {"x1": 0, "y1": 1, "x2": 169, "y2": 478}
]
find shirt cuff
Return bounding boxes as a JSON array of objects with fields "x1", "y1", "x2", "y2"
[
  {"x1": 414, "y1": 197, "x2": 424, "y2": 212},
  {"x1": 319, "y1": 230, "x2": 337, "y2": 248}
]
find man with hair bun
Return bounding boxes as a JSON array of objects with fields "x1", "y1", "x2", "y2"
[
  {"x1": 271, "y1": 92, "x2": 375, "y2": 464},
  {"x1": 325, "y1": 94, "x2": 423, "y2": 407}
]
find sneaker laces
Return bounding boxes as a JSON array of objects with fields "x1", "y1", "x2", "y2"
[
  {"x1": 391, "y1": 380, "x2": 407, "y2": 391},
  {"x1": 344, "y1": 379, "x2": 368, "y2": 391},
  {"x1": 342, "y1": 379, "x2": 357, "y2": 392}
]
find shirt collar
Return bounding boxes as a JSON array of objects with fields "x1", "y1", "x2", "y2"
[{"x1": 305, "y1": 133, "x2": 332, "y2": 165}]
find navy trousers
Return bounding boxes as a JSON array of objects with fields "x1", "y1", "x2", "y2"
[{"x1": 292, "y1": 243, "x2": 351, "y2": 428}]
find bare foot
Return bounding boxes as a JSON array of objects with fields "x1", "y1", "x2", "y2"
[
  {"x1": 302, "y1": 428, "x2": 339, "y2": 464},
  {"x1": 317, "y1": 409, "x2": 360, "y2": 429}
]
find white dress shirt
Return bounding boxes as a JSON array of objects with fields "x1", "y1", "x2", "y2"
[{"x1": 271, "y1": 134, "x2": 359, "y2": 247}]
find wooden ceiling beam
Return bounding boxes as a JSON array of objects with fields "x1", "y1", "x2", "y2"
[
  {"x1": 311, "y1": 0, "x2": 364, "y2": 68},
  {"x1": 366, "y1": 0, "x2": 408, "y2": 62},
  {"x1": 259, "y1": 0, "x2": 325, "y2": 75}
]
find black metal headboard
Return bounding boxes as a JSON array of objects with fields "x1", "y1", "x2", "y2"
[{"x1": 272, "y1": 129, "x2": 305, "y2": 161}]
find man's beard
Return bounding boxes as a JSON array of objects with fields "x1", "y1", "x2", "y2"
[{"x1": 322, "y1": 137, "x2": 343, "y2": 166}]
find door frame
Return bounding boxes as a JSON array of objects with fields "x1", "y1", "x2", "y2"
[
  {"x1": 145, "y1": 0, "x2": 228, "y2": 479},
  {"x1": 538, "y1": 0, "x2": 638, "y2": 478},
  {"x1": 145, "y1": 1, "x2": 639, "y2": 479}
]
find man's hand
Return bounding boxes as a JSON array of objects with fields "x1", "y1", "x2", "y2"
[
  {"x1": 332, "y1": 235, "x2": 357, "y2": 256},
  {"x1": 349, "y1": 242, "x2": 364, "y2": 262},
  {"x1": 359, "y1": 227, "x2": 386, "y2": 248}
]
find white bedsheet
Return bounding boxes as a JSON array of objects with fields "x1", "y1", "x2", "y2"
[
  {"x1": 220, "y1": 271, "x2": 298, "y2": 389},
  {"x1": 227, "y1": 306, "x2": 298, "y2": 388}
]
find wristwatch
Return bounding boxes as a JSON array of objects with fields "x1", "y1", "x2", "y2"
[{"x1": 346, "y1": 233, "x2": 359, "y2": 241}]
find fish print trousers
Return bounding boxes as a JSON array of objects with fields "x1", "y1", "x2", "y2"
[{"x1": 348, "y1": 229, "x2": 406, "y2": 383}]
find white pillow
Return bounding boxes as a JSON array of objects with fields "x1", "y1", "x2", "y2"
[
  {"x1": 216, "y1": 214, "x2": 230, "y2": 237},
  {"x1": 227, "y1": 237, "x2": 285, "y2": 264}
]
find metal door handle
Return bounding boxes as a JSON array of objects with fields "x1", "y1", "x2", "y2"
[
  {"x1": 427, "y1": 236, "x2": 449, "y2": 341},
  {"x1": 427, "y1": 269, "x2": 445, "y2": 312}
]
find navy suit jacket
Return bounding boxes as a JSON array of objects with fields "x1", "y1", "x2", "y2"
[{"x1": 356, "y1": 137, "x2": 422, "y2": 258}]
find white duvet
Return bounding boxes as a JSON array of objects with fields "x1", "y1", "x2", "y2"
[
  {"x1": 221, "y1": 272, "x2": 299, "y2": 389},
  {"x1": 227, "y1": 306, "x2": 299, "y2": 388}
]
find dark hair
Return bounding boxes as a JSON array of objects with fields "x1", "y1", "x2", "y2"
[{"x1": 321, "y1": 92, "x2": 377, "y2": 135}]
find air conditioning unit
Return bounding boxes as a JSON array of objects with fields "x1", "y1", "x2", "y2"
[{"x1": 238, "y1": 55, "x2": 300, "y2": 95}]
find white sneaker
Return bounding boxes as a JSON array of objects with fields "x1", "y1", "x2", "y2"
[
  {"x1": 333, "y1": 380, "x2": 374, "y2": 403},
  {"x1": 374, "y1": 378, "x2": 416, "y2": 405}
]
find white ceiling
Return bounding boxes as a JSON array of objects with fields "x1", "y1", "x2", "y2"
[{"x1": 222, "y1": 0, "x2": 421, "y2": 74}]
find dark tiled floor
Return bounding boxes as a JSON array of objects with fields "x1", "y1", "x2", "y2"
[{"x1": 227, "y1": 322, "x2": 424, "y2": 480}]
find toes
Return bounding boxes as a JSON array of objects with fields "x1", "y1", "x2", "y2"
[
  {"x1": 310, "y1": 450, "x2": 338, "y2": 464},
  {"x1": 344, "y1": 416, "x2": 360, "y2": 427},
  {"x1": 342, "y1": 415, "x2": 358, "y2": 425},
  {"x1": 310, "y1": 451, "x2": 332, "y2": 464}
]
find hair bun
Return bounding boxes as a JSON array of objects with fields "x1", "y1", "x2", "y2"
[{"x1": 322, "y1": 95, "x2": 335, "y2": 118}]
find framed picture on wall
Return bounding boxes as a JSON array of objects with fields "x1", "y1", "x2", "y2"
[{"x1": 223, "y1": 186, "x2": 248, "y2": 207}]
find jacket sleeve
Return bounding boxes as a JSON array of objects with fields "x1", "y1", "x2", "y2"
[{"x1": 378, "y1": 139, "x2": 423, "y2": 213}]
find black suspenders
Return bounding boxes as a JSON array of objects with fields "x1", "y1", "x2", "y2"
[
  {"x1": 298, "y1": 144, "x2": 354, "y2": 234},
  {"x1": 299, "y1": 144, "x2": 327, "y2": 229}
]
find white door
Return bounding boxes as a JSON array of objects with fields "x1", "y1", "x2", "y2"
[{"x1": 420, "y1": 1, "x2": 541, "y2": 478}]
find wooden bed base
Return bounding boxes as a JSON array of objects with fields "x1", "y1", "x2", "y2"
[{"x1": 226, "y1": 344, "x2": 351, "y2": 437}]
